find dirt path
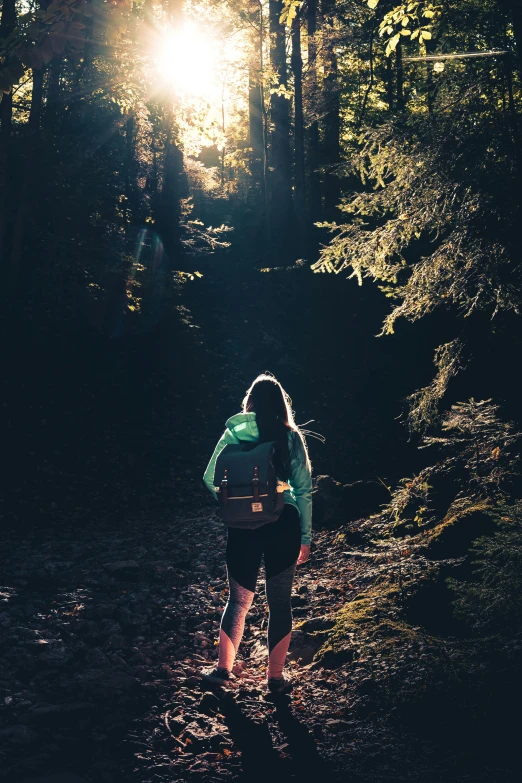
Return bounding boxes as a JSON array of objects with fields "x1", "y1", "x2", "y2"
[
  {"x1": 1, "y1": 490, "x2": 503, "y2": 783},
  {"x1": 0, "y1": 497, "x2": 345, "y2": 782}
]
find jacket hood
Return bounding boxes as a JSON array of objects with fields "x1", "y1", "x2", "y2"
[{"x1": 225, "y1": 412, "x2": 260, "y2": 442}]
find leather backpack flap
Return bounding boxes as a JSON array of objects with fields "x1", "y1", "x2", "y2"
[{"x1": 214, "y1": 441, "x2": 284, "y2": 524}]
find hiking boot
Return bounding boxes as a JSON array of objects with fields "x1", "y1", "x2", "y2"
[
  {"x1": 266, "y1": 673, "x2": 294, "y2": 697},
  {"x1": 201, "y1": 665, "x2": 237, "y2": 688}
]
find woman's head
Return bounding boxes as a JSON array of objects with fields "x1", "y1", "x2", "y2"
[
  {"x1": 241, "y1": 372, "x2": 295, "y2": 428},
  {"x1": 241, "y1": 372, "x2": 309, "y2": 480}
]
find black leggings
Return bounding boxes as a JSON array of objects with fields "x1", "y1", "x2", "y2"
[{"x1": 219, "y1": 504, "x2": 301, "y2": 676}]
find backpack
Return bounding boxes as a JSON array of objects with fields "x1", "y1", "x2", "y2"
[{"x1": 213, "y1": 440, "x2": 285, "y2": 529}]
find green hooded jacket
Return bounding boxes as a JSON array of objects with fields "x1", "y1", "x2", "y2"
[{"x1": 203, "y1": 412, "x2": 312, "y2": 545}]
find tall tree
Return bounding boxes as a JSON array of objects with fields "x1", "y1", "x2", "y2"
[
  {"x1": 0, "y1": 0, "x2": 16, "y2": 141},
  {"x1": 498, "y1": 0, "x2": 522, "y2": 78},
  {"x1": 306, "y1": 0, "x2": 322, "y2": 222},
  {"x1": 0, "y1": 0, "x2": 17, "y2": 266},
  {"x1": 269, "y1": 0, "x2": 294, "y2": 256},
  {"x1": 292, "y1": 7, "x2": 306, "y2": 246},
  {"x1": 321, "y1": 0, "x2": 341, "y2": 218},
  {"x1": 248, "y1": 0, "x2": 267, "y2": 235}
]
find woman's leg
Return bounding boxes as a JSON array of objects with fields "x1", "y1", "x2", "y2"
[
  {"x1": 263, "y1": 505, "x2": 302, "y2": 679},
  {"x1": 218, "y1": 527, "x2": 263, "y2": 671}
]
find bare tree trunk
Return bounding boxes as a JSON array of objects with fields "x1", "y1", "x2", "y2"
[
  {"x1": 511, "y1": 1, "x2": 522, "y2": 78},
  {"x1": 156, "y1": 0, "x2": 185, "y2": 265},
  {"x1": 0, "y1": 0, "x2": 17, "y2": 269},
  {"x1": 504, "y1": 48, "x2": 521, "y2": 183},
  {"x1": 396, "y1": 40, "x2": 405, "y2": 111},
  {"x1": 358, "y1": 27, "x2": 375, "y2": 127},
  {"x1": 249, "y1": 68, "x2": 264, "y2": 189},
  {"x1": 0, "y1": 0, "x2": 16, "y2": 140},
  {"x1": 307, "y1": 0, "x2": 321, "y2": 222},
  {"x1": 44, "y1": 57, "x2": 63, "y2": 138},
  {"x1": 385, "y1": 53, "x2": 394, "y2": 111},
  {"x1": 29, "y1": 68, "x2": 45, "y2": 131},
  {"x1": 321, "y1": 0, "x2": 341, "y2": 219},
  {"x1": 497, "y1": 0, "x2": 522, "y2": 79},
  {"x1": 425, "y1": 38, "x2": 436, "y2": 116},
  {"x1": 156, "y1": 116, "x2": 186, "y2": 265},
  {"x1": 269, "y1": 0, "x2": 294, "y2": 259},
  {"x1": 292, "y1": 10, "x2": 306, "y2": 248},
  {"x1": 124, "y1": 114, "x2": 141, "y2": 232},
  {"x1": 9, "y1": 67, "x2": 46, "y2": 278}
]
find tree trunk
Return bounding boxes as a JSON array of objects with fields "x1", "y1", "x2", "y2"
[
  {"x1": 385, "y1": 52, "x2": 394, "y2": 111},
  {"x1": 425, "y1": 38, "x2": 435, "y2": 115},
  {"x1": 155, "y1": 0, "x2": 185, "y2": 264},
  {"x1": 44, "y1": 56, "x2": 63, "y2": 138},
  {"x1": 321, "y1": 0, "x2": 341, "y2": 219},
  {"x1": 156, "y1": 119, "x2": 186, "y2": 266},
  {"x1": 0, "y1": 0, "x2": 17, "y2": 269},
  {"x1": 511, "y1": 1, "x2": 522, "y2": 78},
  {"x1": 249, "y1": 69, "x2": 264, "y2": 189},
  {"x1": 269, "y1": 0, "x2": 294, "y2": 258},
  {"x1": 0, "y1": 0, "x2": 16, "y2": 141},
  {"x1": 8, "y1": 67, "x2": 46, "y2": 280},
  {"x1": 497, "y1": 0, "x2": 522, "y2": 78},
  {"x1": 292, "y1": 11, "x2": 306, "y2": 248},
  {"x1": 396, "y1": 40, "x2": 405, "y2": 111},
  {"x1": 307, "y1": 0, "x2": 321, "y2": 222},
  {"x1": 124, "y1": 114, "x2": 141, "y2": 232},
  {"x1": 29, "y1": 68, "x2": 45, "y2": 131}
]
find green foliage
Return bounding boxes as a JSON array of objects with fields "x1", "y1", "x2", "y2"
[
  {"x1": 423, "y1": 399, "x2": 520, "y2": 492},
  {"x1": 367, "y1": 1, "x2": 441, "y2": 56},
  {"x1": 375, "y1": 399, "x2": 520, "y2": 536},
  {"x1": 448, "y1": 501, "x2": 522, "y2": 632},
  {"x1": 280, "y1": 0, "x2": 302, "y2": 28},
  {"x1": 312, "y1": 102, "x2": 522, "y2": 335},
  {"x1": 0, "y1": 0, "x2": 131, "y2": 94},
  {"x1": 406, "y1": 339, "x2": 464, "y2": 433},
  {"x1": 179, "y1": 197, "x2": 233, "y2": 254}
]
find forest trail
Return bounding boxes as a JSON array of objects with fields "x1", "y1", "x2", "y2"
[
  {"x1": 1, "y1": 486, "x2": 504, "y2": 783},
  {"x1": 0, "y1": 500, "x2": 356, "y2": 783}
]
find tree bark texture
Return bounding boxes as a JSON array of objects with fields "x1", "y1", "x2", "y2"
[
  {"x1": 0, "y1": 0, "x2": 18, "y2": 269},
  {"x1": 307, "y1": 0, "x2": 321, "y2": 222},
  {"x1": 292, "y1": 12, "x2": 306, "y2": 247},
  {"x1": 269, "y1": 0, "x2": 294, "y2": 257},
  {"x1": 321, "y1": 0, "x2": 341, "y2": 219},
  {"x1": 249, "y1": 69, "x2": 264, "y2": 189}
]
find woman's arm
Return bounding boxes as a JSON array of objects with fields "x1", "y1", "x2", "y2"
[
  {"x1": 289, "y1": 431, "x2": 313, "y2": 546},
  {"x1": 202, "y1": 428, "x2": 239, "y2": 499}
]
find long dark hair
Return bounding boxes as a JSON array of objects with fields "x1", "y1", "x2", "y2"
[{"x1": 241, "y1": 372, "x2": 312, "y2": 481}]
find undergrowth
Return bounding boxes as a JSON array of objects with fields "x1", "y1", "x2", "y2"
[{"x1": 315, "y1": 398, "x2": 522, "y2": 715}]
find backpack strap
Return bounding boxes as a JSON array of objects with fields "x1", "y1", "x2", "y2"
[
  {"x1": 252, "y1": 465, "x2": 260, "y2": 502},
  {"x1": 221, "y1": 468, "x2": 228, "y2": 504}
]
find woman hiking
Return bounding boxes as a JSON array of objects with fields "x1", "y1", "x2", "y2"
[{"x1": 201, "y1": 373, "x2": 313, "y2": 697}]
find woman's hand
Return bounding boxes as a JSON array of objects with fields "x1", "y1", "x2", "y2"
[{"x1": 297, "y1": 544, "x2": 310, "y2": 565}]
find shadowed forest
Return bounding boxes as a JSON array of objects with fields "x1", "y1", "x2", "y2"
[{"x1": 1, "y1": 0, "x2": 522, "y2": 781}]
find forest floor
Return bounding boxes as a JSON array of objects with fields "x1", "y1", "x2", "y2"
[{"x1": 1, "y1": 490, "x2": 515, "y2": 783}]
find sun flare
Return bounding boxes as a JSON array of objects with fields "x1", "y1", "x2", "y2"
[{"x1": 154, "y1": 23, "x2": 219, "y2": 98}]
